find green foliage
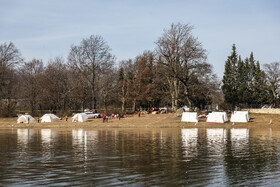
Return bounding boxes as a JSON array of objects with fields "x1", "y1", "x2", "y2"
[
  {"x1": 252, "y1": 61, "x2": 270, "y2": 105},
  {"x1": 222, "y1": 45, "x2": 271, "y2": 109},
  {"x1": 222, "y1": 44, "x2": 238, "y2": 109},
  {"x1": 118, "y1": 67, "x2": 124, "y2": 81}
]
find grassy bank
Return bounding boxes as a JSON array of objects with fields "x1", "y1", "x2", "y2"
[{"x1": 0, "y1": 113, "x2": 279, "y2": 129}]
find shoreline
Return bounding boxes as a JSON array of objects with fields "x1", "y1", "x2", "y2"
[{"x1": 0, "y1": 113, "x2": 279, "y2": 129}]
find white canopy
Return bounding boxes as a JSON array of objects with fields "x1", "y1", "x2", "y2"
[
  {"x1": 206, "y1": 112, "x2": 228, "y2": 123},
  {"x1": 17, "y1": 115, "x2": 36, "y2": 124},
  {"x1": 41, "y1": 113, "x2": 59, "y2": 122},
  {"x1": 230, "y1": 111, "x2": 249, "y2": 122},
  {"x1": 72, "y1": 113, "x2": 89, "y2": 122},
  {"x1": 181, "y1": 112, "x2": 198, "y2": 122}
]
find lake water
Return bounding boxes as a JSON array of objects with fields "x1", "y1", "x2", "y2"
[{"x1": 1, "y1": 128, "x2": 280, "y2": 186}]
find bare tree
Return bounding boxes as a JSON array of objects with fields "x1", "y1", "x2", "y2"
[
  {"x1": 41, "y1": 57, "x2": 70, "y2": 112},
  {"x1": 0, "y1": 42, "x2": 23, "y2": 96},
  {"x1": 68, "y1": 35, "x2": 115, "y2": 109},
  {"x1": 67, "y1": 70, "x2": 92, "y2": 112},
  {"x1": 99, "y1": 67, "x2": 117, "y2": 113},
  {"x1": 156, "y1": 22, "x2": 209, "y2": 109},
  {"x1": 263, "y1": 62, "x2": 280, "y2": 103},
  {"x1": 0, "y1": 42, "x2": 23, "y2": 116},
  {"x1": 118, "y1": 60, "x2": 133, "y2": 113},
  {"x1": 19, "y1": 59, "x2": 44, "y2": 115},
  {"x1": 0, "y1": 42, "x2": 23, "y2": 68},
  {"x1": 129, "y1": 52, "x2": 156, "y2": 111}
]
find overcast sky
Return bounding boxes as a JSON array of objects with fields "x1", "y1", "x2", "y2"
[{"x1": 1, "y1": 0, "x2": 279, "y2": 78}]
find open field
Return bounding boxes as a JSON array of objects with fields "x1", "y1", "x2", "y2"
[{"x1": 0, "y1": 113, "x2": 280, "y2": 129}]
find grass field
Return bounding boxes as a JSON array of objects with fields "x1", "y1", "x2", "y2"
[{"x1": 0, "y1": 113, "x2": 280, "y2": 129}]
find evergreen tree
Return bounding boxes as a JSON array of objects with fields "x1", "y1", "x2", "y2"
[
  {"x1": 118, "y1": 67, "x2": 124, "y2": 81},
  {"x1": 248, "y1": 52, "x2": 256, "y2": 103},
  {"x1": 237, "y1": 56, "x2": 250, "y2": 106},
  {"x1": 253, "y1": 61, "x2": 269, "y2": 106},
  {"x1": 222, "y1": 46, "x2": 271, "y2": 109},
  {"x1": 222, "y1": 44, "x2": 239, "y2": 109}
]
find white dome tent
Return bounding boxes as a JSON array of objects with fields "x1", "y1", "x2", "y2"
[
  {"x1": 17, "y1": 115, "x2": 36, "y2": 124},
  {"x1": 41, "y1": 114, "x2": 59, "y2": 122},
  {"x1": 72, "y1": 113, "x2": 89, "y2": 122}
]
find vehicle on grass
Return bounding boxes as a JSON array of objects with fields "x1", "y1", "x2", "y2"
[
  {"x1": 85, "y1": 112, "x2": 101, "y2": 119},
  {"x1": 261, "y1": 105, "x2": 271, "y2": 109},
  {"x1": 181, "y1": 105, "x2": 190, "y2": 112},
  {"x1": 159, "y1": 106, "x2": 171, "y2": 113}
]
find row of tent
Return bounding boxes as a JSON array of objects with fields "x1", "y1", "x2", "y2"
[
  {"x1": 17, "y1": 113, "x2": 89, "y2": 123},
  {"x1": 181, "y1": 111, "x2": 250, "y2": 123}
]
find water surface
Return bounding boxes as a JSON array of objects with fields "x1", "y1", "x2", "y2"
[{"x1": 1, "y1": 128, "x2": 280, "y2": 186}]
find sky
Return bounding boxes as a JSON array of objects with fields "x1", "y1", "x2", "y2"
[{"x1": 0, "y1": 0, "x2": 280, "y2": 78}]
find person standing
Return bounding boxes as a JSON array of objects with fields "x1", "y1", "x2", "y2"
[
  {"x1": 103, "y1": 113, "x2": 107, "y2": 123},
  {"x1": 138, "y1": 110, "x2": 141, "y2": 117}
]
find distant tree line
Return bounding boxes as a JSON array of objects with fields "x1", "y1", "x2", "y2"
[
  {"x1": 222, "y1": 44, "x2": 279, "y2": 110},
  {"x1": 1, "y1": 23, "x2": 278, "y2": 117},
  {"x1": 0, "y1": 23, "x2": 223, "y2": 117}
]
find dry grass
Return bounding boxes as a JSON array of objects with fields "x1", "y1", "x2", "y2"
[{"x1": 0, "y1": 113, "x2": 280, "y2": 129}]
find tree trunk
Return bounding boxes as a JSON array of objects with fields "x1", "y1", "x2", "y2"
[
  {"x1": 91, "y1": 86, "x2": 97, "y2": 109},
  {"x1": 171, "y1": 91, "x2": 175, "y2": 111},
  {"x1": 121, "y1": 80, "x2": 127, "y2": 113},
  {"x1": 167, "y1": 77, "x2": 176, "y2": 111},
  {"x1": 103, "y1": 93, "x2": 107, "y2": 113},
  {"x1": 91, "y1": 68, "x2": 97, "y2": 109},
  {"x1": 174, "y1": 80, "x2": 180, "y2": 110},
  {"x1": 121, "y1": 96, "x2": 125, "y2": 113},
  {"x1": 132, "y1": 98, "x2": 136, "y2": 112},
  {"x1": 184, "y1": 87, "x2": 192, "y2": 108}
]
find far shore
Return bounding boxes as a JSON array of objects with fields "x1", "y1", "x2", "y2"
[{"x1": 0, "y1": 113, "x2": 280, "y2": 129}]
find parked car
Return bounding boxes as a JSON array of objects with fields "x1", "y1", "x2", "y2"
[
  {"x1": 159, "y1": 106, "x2": 171, "y2": 112},
  {"x1": 261, "y1": 105, "x2": 270, "y2": 109},
  {"x1": 159, "y1": 108, "x2": 167, "y2": 114},
  {"x1": 182, "y1": 106, "x2": 190, "y2": 111},
  {"x1": 85, "y1": 112, "x2": 101, "y2": 119}
]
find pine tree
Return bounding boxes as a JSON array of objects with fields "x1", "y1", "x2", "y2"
[
  {"x1": 223, "y1": 47, "x2": 271, "y2": 109},
  {"x1": 118, "y1": 67, "x2": 124, "y2": 81},
  {"x1": 222, "y1": 44, "x2": 238, "y2": 109},
  {"x1": 253, "y1": 61, "x2": 269, "y2": 106},
  {"x1": 237, "y1": 56, "x2": 250, "y2": 106}
]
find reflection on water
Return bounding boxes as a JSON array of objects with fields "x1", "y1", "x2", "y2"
[
  {"x1": 182, "y1": 128, "x2": 198, "y2": 158},
  {"x1": 0, "y1": 128, "x2": 280, "y2": 186},
  {"x1": 230, "y1": 128, "x2": 250, "y2": 157},
  {"x1": 207, "y1": 128, "x2": 227, "y2": 155},
  {"x1": 17, "y1": 129, "x2": 35, "y2": 145}
]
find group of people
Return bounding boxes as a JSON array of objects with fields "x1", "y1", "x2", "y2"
[
  {"x1": 101, "y1": 111, "x2": 143, "y2": 123},
  {"x1": 102, "y1": 113, "x2": 121, "y2": 123},
  {"x1": 61, "y1": 108, "x2": 165, "y2": 123}
]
